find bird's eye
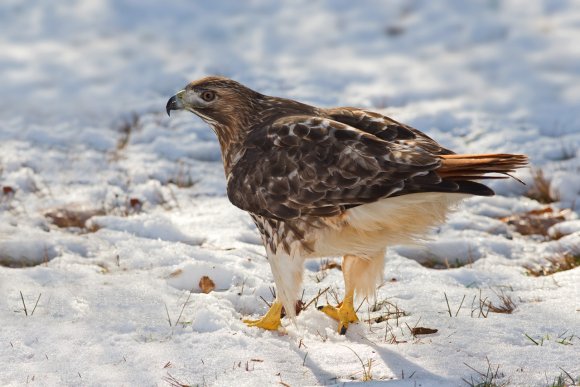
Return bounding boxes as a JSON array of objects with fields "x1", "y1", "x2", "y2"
[{"x1": 201, "y1": 91, "x2": 216, "y2": 102}]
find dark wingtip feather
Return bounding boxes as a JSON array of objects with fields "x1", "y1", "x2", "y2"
[{"x1": 456, "y1": 181, "x2": 495, "y2": 196}]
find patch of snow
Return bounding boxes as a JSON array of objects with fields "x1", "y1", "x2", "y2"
[
  {"x1": 549, "y1": 220, "x2": 580, "y2": 239},
  {"x1": 88, "y1": 214, "x2": 204, "y2": 245}
]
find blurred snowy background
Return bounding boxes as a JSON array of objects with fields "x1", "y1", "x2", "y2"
[{"x1": 1, "y1": 1, "x2": 579, "y2": 386}]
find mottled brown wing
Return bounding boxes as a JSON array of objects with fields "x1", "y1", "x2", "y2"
[
  {"x1": 325, "y1": 107, "x2": 455, "y2": 155},
  {"x1": 226, "y1": 116, "x2": 464, "y2": 221}
]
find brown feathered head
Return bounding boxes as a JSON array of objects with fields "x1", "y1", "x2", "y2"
[
  {"x1": 166, "y1": 76, "x2": 263, "y2": 133},
  {"x1": 167, "y1": 76, "x2": 318, "y2": 170}
]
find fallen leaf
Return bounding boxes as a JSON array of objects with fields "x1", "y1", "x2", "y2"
[
  {"x1": 500, "y1": 207, "x2": 568, "y2": 237},
  {"x1": 199, "y1": 276, "x2": 215, "y2": 293},
  {"x1": 411, "y1": 327, "x2": 438, "y2": 336},
  {"x1": 2, "y1": 186, "x2": 15, "y2": 195},
  {"x1": 45, "y1": 206, "x2": 105, "y2": 228}
]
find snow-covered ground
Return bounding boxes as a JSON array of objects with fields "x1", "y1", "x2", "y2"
[{"x1": 1, "y1": 1, "x2": 579, "y2": 386}]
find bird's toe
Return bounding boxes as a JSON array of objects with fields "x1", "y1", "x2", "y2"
[{"x1": 243, "y1": 301, "x2": 283, "y2": 331}]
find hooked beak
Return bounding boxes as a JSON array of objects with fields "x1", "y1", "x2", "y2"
[{"x1": 166, "y1": 90, "x2": 185, "y2": 116}]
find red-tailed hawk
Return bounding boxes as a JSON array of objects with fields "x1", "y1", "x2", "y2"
[{"x1": 167, "y1": 76, "x2": 527, "y2": 334}]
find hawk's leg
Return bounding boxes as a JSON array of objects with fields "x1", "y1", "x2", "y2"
[
  {"x1": 318, "y1": 254, "x2": 364, "y2": 334},
  {"x1": 243, "y1": 301, "x2": 283, "y2": 330},
  {"x1": 244, "y1": 246, "x2": 305, "y2": 331}
]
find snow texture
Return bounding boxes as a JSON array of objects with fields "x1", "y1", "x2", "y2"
[{"x1": 1, "y1": 1, "x2": 579, "y2": 386}]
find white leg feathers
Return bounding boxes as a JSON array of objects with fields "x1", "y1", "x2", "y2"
[
  {"x1": 342, "y1": 248, "x2": 386, "y2": 302},
  {"x1": 267, "y1": 248, "x2": 304, "y2": 321}
]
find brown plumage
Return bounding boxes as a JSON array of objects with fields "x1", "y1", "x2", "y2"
[{"x1": 167, "y1": 76, "x2": 528, "y2": 334}]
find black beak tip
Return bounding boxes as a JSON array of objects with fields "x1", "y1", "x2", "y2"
[
  {"x1": 165, "y1": 99, "x2": 172, "y2": 117},
  {"x1": 166, "y1": 95, "x2": 177, "y2": 117}
]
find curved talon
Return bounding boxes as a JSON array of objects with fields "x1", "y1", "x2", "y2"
[
  {"x1": 244, "y1": 301, "x2": 283, "y2": 331},
  {"x1": 318, "y1": 298, "x2": 359, "y2": 335}
]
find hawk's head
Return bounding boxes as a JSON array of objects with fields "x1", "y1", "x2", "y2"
[{"x1": 166, "y1": 76, "x2": 263, "y2": 132}]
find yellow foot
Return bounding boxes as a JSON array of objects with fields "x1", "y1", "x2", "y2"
[
  {"x1": 318, "y1": 297, "x2": 359, "y2": 335},
  {"x1": 243, "y1": 301, "x2": 283, "y2": 331}
]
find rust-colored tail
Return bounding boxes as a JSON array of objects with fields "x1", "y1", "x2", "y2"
[{"x1": 438, "y1": 153, "x2": 528, "y2": 181}]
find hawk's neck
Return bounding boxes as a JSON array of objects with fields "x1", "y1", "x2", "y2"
[{"x1": 217, "y1": 96, "x2": 320, "y2": 174}]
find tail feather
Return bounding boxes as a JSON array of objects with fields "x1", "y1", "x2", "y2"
[
  {"x1": 438, "y1": 153, "x2": 528, "y2": 180},
  {"x1": 444, "y1": 175, "x2": 510, "y2": 180}
]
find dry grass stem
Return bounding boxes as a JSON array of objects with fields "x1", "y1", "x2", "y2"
[
  {"x1": 525, "y1": 253, "x2": 580, "y2": 276},
  {"x1": 486, "y1": 290, "x2": 516, "y2": 314},
  {"x1": 462, "y1": 357, "x2": 508, "y2": 387},
  {"x1": 526, "y1": 168, "x2": 556, "y2": 204},
  {"x1": 162, "y1": 372, "x2": 191, "y2": 387},
  {"x1": 342, "y1": 345, "x2": 374, "y2": 382}
]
